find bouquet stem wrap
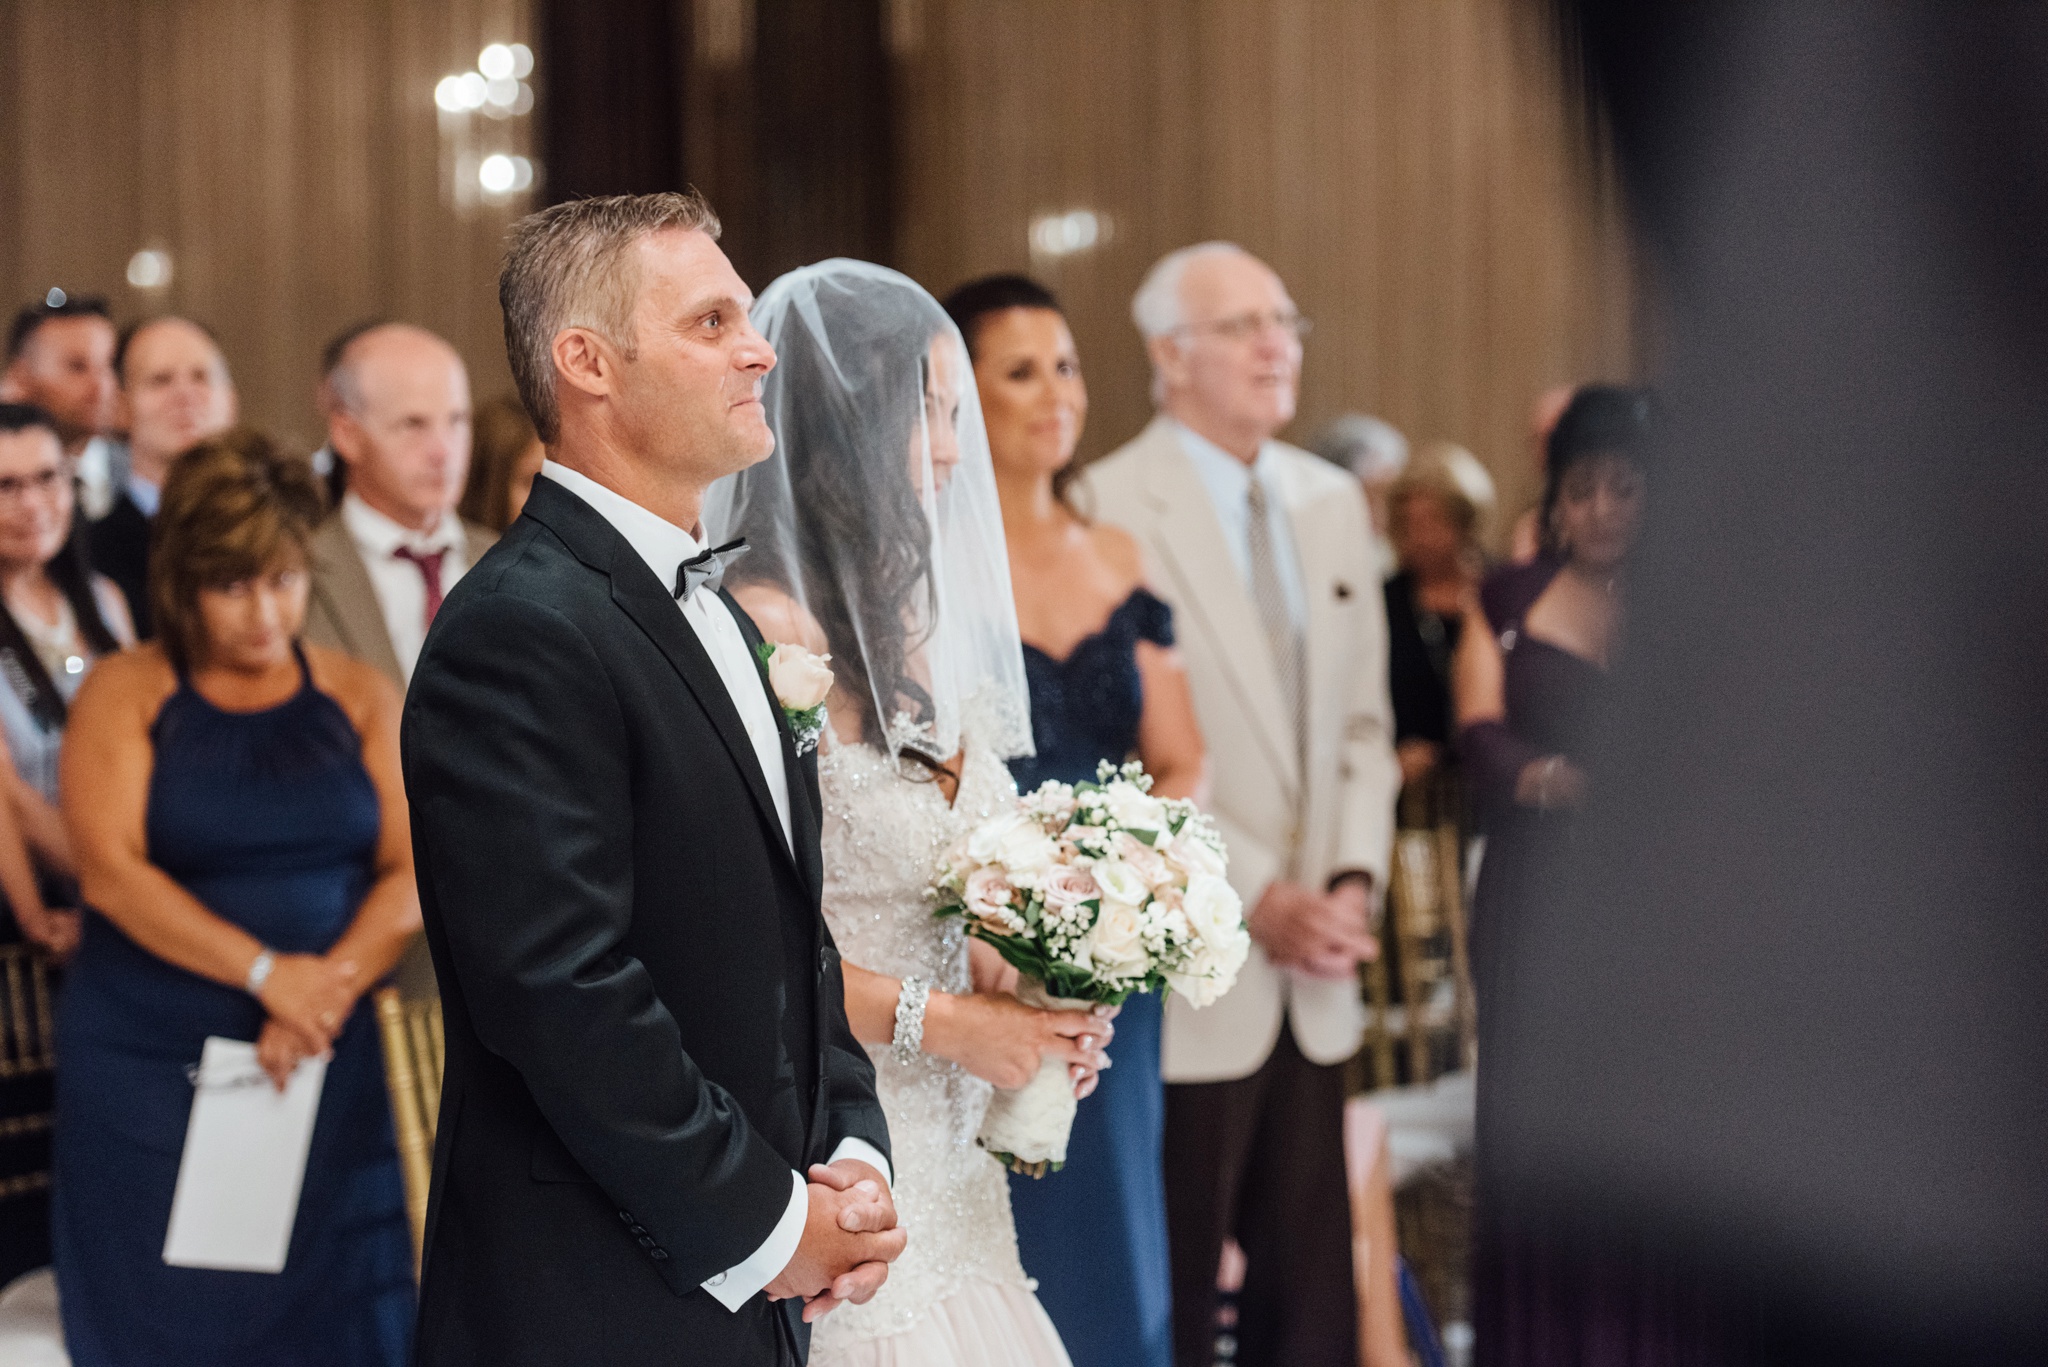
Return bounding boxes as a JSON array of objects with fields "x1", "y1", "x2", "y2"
[{"x1": 977, "y1": 977, "x2": 1092, "y2": 1176}]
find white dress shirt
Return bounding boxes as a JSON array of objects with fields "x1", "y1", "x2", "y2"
[
  {"x1": 339, "y1": 491, "x2": 471, "y2": 685},
  {"x1": 538, "y1": 461, "x2": 891, "y2": 1311},
  {"x1": 1172, "y1": 420, "x2": 1309, "y2": 630}
]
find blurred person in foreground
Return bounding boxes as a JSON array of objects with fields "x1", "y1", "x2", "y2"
[
  {"x1": 460, "y1": 393, "x2": 545, "y2": 532},
  {"x1": 1313, "y1": 412, "x2": 1410, "y2": 579},
  {"x1": 942, "y1": 272, "x2": 1206, "y2": 1367},
  {"x1": 90, "y1": 317, "x2": 239, "y2": 638},
  {"x1": 56, "y1": 431, "x2": 419, "y2": 1365},
  {"x1": 304, "y1": 323, "x2": 495, "y2": 692},
  {"x1": 1, "y1": 296, "x2": 123, "y2": 520},
  {"x1": 1384, "y1": 442, "x2": 1495, "y2": 794},
  {"x1": 1074, "y1": 242, "x2": 1400, "y2": 1367},
  {"x1": 404, "y1": 194, "x2": 899, "y2": 1365},
  {"x1": 1452, "y1": 385, "x2": 1652, "y2": 1362}
]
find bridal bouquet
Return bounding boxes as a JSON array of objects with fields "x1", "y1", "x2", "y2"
[{"x1": 931, "y1": 761, "x2": 1249, "y2": 1174}]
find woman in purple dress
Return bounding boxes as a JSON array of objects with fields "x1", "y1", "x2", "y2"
[{"x1": 1455, "y1": 386, "x2": 1659, "y2": 1366}]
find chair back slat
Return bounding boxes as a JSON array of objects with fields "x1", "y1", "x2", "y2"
[{"x1": 373, "y1": 986, "x2": 441, "y2": 1277}]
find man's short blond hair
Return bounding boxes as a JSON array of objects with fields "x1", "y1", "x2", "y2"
[{"x1": 498, "y1": 190, "x2": 722, "y2": 442}]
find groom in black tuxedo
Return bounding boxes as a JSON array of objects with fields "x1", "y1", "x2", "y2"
[{"x1": 402, "y1": 191, "x2": 903, "y2": 1366}]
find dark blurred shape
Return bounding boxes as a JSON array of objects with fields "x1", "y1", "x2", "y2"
[
  {"x1": 1486, "y1": 5, "x2": 2048, "y2": 1363},
  {"x1": 537, "y1": 0, "x2": 895, "y2": 287},
  {"x1": 538, "y1": 0, "x2": 687, "y2": 200}
]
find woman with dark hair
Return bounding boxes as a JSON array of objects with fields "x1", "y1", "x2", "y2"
[
  {"x1": 941, "y1": 273, "x2": 1204, "y2": 1367},
  {"x1": 710, "y1": 260, "x2": 1100, "y2": 1366},
  {"x1": 55, "y1": 431, "x2": 418, "y2": 1365},
  {"x1": 1452, "y1": 384, "x2": 1657, "y2": 1365},
  {"x1": 0, "y1": 403, "x2": 132, "y2": 958}
]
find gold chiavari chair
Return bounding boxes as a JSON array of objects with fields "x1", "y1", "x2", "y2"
[
  {"x1": 1361, "y1": 770, "x2": 1477, "y2": 1090},
  {"x1": 0, "y1": 944, "x2": 57, "y2": 1204},
  {"x1": 373, "y1": 985, "x2": 443, "y2": 1276}
]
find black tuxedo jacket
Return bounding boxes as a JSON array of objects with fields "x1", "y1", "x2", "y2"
[
  {"x1": 88, "y1": 490, "x2": 151, "y2": 639},
  {"x1": 401, "y1": 477, "x2": 888, "y2": 1365}
]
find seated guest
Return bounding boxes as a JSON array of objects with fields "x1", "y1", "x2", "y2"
[
  {"x1": 458, "y1": 394, "x2": 543, "y2": 532},
  {"x1": 1506, "y1": 384, "x2": 1578, "y2": 566},
  {"x1": 0, "y1": 403, "x2": 132, "y2": 1289},
  {"x1": 1383, "y1": 442, "x2": 1494, "y2": 792},
  {"x1": 0, "y1": 403, "x2": 134, "y2": 956},
  {"x1": 56, "y1": 431, "x2": 418, "y2": 1366},
  {"x1": 303, "y1": 323, "x2": 494, "y2": 689},
  {"x1": 1, "y1": 297, "x2": 122, "y2": 519},
  {"x1": 90, "y1": 317, "x2": 239, "y2": 637},
  {"x1": 943, "y1": 272, "x2": 1206, "y2": 1367}
]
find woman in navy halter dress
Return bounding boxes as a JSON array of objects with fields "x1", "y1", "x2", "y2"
[
  {"x1": 945, "y1": 275, "x2": 1209, "y2": 1367},
  {"x1": 53, "y1": 435, "x2": 417, "y2": 1367},
  {"x1": 1007, "y1": 589, "x2": 1182, "y2": 1367}
]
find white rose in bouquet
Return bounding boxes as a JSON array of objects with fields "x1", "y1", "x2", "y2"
[
  {"x1": 1091, "y1": 858, "x2": 1149, "y2": 911},
  {"x1": 1112, "y1": 831, "x2": 1174, "y2": 891},
  {"x1": 1166, "y1": 944, "x2": 1233, "y2": 1008},
  {"x1": 996, "y1": 820, "x2": 1062, "y2": 881},
  {"x1": 1164, "y1": 829, "x2": 1227, "y2": 880},
  {"x1": 1083, "y1": 901, "x2": 1151, "y2": 981},
  {"x1": 1183, "y1": 873, "x2": 1245, "y2": 948},
  {"x1": 1102, "y1": 779, "x2": 1170, "y2": 836},
  {"x1": 966, "y1": 810, "x2": 1030, "y2": 863}
]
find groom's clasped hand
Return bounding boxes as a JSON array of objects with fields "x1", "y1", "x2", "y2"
[{"x1": 765, "y1": 1159, "x2": 908, "y2": 1323}]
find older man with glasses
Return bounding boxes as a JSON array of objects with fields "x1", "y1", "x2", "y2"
[{"x1": 1074, "y1": 242, "x2": 1400, "y2": 1367}]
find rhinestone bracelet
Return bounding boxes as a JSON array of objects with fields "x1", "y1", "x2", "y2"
[{"x1": 891, "y1": 976, "x2": 930, "y2": 1067}]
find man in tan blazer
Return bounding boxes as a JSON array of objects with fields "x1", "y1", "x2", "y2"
[
  {"x1": 1074, "y1": 243, "x2": 1398, "y2": 1367},
  {"x1": 303, "y1": 323, "x2": 495, "y2": 996}
]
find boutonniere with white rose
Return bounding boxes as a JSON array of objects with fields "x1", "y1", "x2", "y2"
[
  {"x1": 755, "y1": 642, "x2": 834, "y2": 756},
  {"x1": 930, "y1": 760, "x2": 1248, "y2": 1175}
]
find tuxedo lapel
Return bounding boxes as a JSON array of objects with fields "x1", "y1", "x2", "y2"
[
  {"x1": 723, "y1": 590, "x2": 824, "y2": 903},
  {"x1": 522, "y1": 482, "x2": 799, "y2": 880},
  {"x1": 1134, "y1": 424, "x2": 1302, "y2": 792},
  {"x1": 307, "y1": 515, "x2": 404, "y2": 685}
]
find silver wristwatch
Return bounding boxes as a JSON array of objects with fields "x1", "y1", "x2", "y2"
[
  {"x1": 244, "y1": 948, "x2": 277, "y2": 997},
  {"x1": 891, "y1": 976, "x2": 930, "y2": 1066}
]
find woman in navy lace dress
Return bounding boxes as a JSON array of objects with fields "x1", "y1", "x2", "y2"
[
  {"x1": 946, "y1": 277, "x2": 1207, "y2": 1367},
  {"x1": 55, "y1": 433, "x2": 419, "y2": 1366}
]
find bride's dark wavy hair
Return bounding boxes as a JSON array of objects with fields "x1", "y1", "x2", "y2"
[{"x1": 733, "y1": 277, "x2": 947, "y2": 752}]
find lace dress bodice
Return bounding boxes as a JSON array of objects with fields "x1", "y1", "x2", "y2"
[{"x1": 811, "y1": 735, "x2": 1033, "y2": 1350}]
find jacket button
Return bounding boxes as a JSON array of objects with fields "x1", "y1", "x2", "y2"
[
  {"x1": 617, "y1": 1210, "x2": 634, "y2": 1225},
  {"x1": 651, "y1": 1248, "x2": 670, "y2": 1262}
]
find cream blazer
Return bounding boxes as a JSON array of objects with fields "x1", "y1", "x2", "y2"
[{"x1": 1074, "y1": 418, "x2": 1399, "y2": 1083}]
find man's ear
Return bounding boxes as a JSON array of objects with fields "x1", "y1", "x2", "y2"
[
  {"x1": 1147, "y1": 334, "x2": 1189, "y2": 393},
  {"x1": 553, "y1": 327, "x2": 618, "y2": 404},
  {"x1": 328, "y1": 406, "x2": 364, "y2": 466}
]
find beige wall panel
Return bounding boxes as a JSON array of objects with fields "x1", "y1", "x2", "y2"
[
  {"x1": 895, "y1": 0, "x2": 1636, "y2": 542},
  {"x1": 0, "y1": 0, "x2": 532, "y2": 453}
]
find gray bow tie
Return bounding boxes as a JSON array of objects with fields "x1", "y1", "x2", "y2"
[{"x1": 673, "y1": 538, "x2": 749, "y2": 601}]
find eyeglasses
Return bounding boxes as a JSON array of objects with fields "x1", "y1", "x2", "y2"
[
  {"x1": 1171, "y1": 310, "x2": 1313, "y2": 344},
  {"x1": 0, "y1": 469, "x2": 66, "y2": 501}
]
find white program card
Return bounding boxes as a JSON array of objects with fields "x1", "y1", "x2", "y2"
[{"x1": 162, "y1": 1035, "x2": 329, "y2": 1273}]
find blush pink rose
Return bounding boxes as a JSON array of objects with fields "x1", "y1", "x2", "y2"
[
  {"x1": 964, "y1": 866, "x2": 1018, "y2": 923},
  {"x1": 1041, "y1": 864, "x2": 1101, "y2": 914}
]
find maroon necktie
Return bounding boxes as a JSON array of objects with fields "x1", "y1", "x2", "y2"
[{"x1": 392, "y1": 546, "x2": 448, "y2": 631}]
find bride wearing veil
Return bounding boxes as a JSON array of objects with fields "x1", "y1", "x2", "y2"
[{"x1": 707, "y1": 261, "x2": 1105, "y2": 1366}]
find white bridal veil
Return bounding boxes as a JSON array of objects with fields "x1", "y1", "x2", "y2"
[{"x1": 705, "y1": 258, "x2": 1035, "y2": 766}]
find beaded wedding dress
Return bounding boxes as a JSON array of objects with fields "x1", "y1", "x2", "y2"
[{"x1": 809, "y1": 735, "x2": 1073, "y2": 1367}]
